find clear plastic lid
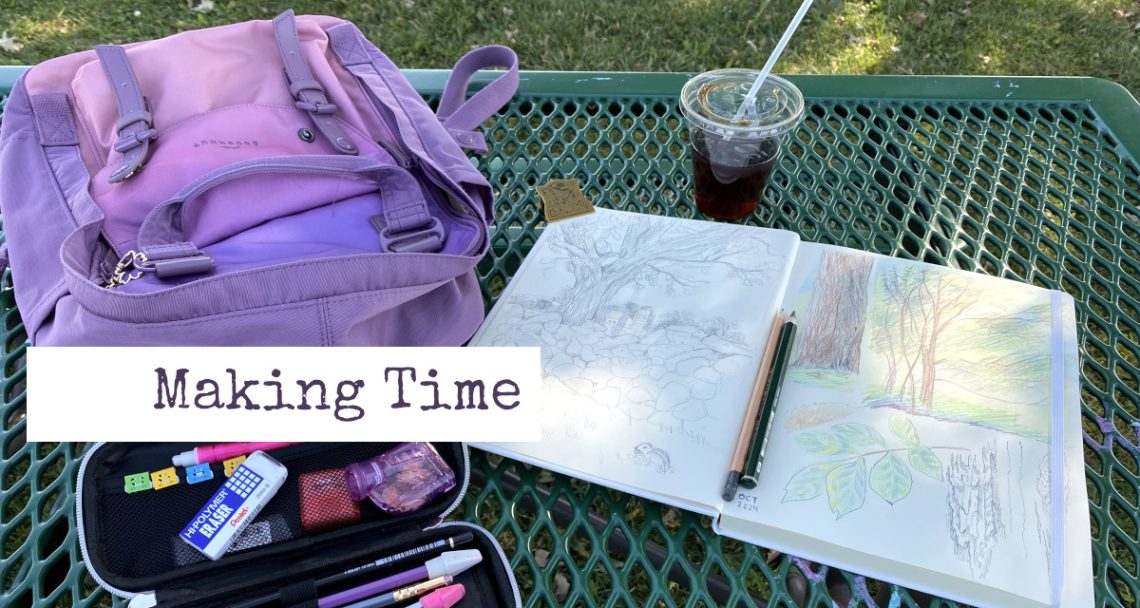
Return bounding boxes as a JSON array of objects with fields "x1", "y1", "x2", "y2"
[{"x1": 680, "y1": 69, "x2": 805, "y2": 139}]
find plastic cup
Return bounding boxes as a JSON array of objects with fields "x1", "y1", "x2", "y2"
[{"x1": 680, "y1": 69, "x2": 804, "y2": 221}]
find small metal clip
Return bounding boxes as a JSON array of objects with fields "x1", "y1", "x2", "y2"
[{"x1": 102, "y1": 250, "x2": 150, "y2": 289}]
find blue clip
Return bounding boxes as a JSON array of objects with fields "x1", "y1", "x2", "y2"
[{"x1": 185, "y1": 463, "x2": 214, "y2": 485}]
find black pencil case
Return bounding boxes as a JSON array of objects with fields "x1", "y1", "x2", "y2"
[{"x1": 77, "y1": 442, "x2": 519, "y2": 608}]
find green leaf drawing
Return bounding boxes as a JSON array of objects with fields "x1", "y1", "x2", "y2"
[
  {"x1": 825, "y1": 457, "x2": 866, "y2": 518},
  {"x1": 782, "y1": 462, "x2": 840, "y2": 503},
  {"x1": 793, "y1": 430, "x2": 845, "y2": 456},
  {"x1": 888, "y1": 413, "x2": 920, "y2": 447},
  {"x1": 787, "y1": 417, "x2": 950, "y2": 514},
  {"x1": 868, "y1": 453, "x2": 912, "y2": 504},
  {"x1": 909, "y1": 446, "x2": 944, "y2": 480},
  {"x1": 832, "y1": 423, "x2": 886, "y2": 449}
]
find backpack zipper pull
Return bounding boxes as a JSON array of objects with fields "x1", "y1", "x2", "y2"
[{"x1": 102, "y1": 250, "x2": 150, "y2": 289}]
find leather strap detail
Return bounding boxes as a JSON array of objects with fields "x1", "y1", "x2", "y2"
[
  {"x1": 272, "y1": 9, "x2": 357, "y2": 155},
  {"x1": 95, "y1": 45, "x2": 157, "y2": 182}
]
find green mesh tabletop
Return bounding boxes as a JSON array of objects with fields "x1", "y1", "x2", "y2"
[{"x1": 2, "y1": 68, "x2": 1139, "y2": 607}]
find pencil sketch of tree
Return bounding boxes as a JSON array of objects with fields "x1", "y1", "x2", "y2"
[
  {"x1": 792, "y1": 250, "x2": 874, "y2": 372},
  {"x1": 945, "y1": 442, "x2": 1004, "y2": 578},
  {"x1": 867, "y1": 262, "x2": 1053, "y2": 437},
  {"x1": 1034, "y1": 454, "x2": 1051, "y2": 567},
  {"x1": 477, "y1": 209, "x2": 794, "y2": 446},
  {"x1": 540, "y1": 212, "x2": 784, "y2": 325}
]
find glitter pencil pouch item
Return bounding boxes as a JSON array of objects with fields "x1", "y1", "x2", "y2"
[{"x1": 344, "y1": 443, "x2": 458, "y2": 514}]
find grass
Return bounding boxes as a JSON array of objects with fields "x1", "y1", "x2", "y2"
[
  {"x1": 0, "y1": 1, "x2": 1137, "y2": 94},
  {"x1": 862, "y1": 387, "x2": 1052, "y2": 440},
  {"x1": 788, "y1": 367, "x2": 856, "y2": 389}
]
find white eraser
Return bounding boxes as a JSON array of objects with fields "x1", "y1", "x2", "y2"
[{"x1": 179, "y1": 451, "x2": 287, "y2": 560}]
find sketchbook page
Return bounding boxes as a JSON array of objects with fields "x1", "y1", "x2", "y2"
[
  {"x1": 718, "y1": 243, "x2": 1077, "y2": 608},
  {"x1": 471, "y1": 208, "x2": 800, "y2": 515},
  {"x1": 1059, "y1": 293, "x2": 1094, "y2": 607}
]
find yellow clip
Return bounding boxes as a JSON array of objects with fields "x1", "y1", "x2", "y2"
[
  {"x1": 223, "y1": 455, "x2": 247, "y2": 477},
  {"x1": 150, "y1": 467, "x2": 180, "y2": 490}
]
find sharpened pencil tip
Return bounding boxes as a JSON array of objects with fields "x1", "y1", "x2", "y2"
[
  {"x1": 722, "y1": 471, "x2": 741, "y2": 502},
  {"x1": 787, "y1": 311, "x2": 797, "y2": 322}
]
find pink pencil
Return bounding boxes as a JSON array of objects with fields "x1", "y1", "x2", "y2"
[{"x1": 172, "y1": 442, "x2": 298, "y2": 466}]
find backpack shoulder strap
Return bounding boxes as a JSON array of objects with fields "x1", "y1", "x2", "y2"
[{"x1": 435, "y1": 46, "x2": 519, "y2": 153}]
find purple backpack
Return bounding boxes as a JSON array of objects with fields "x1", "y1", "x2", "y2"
[{"x1": 0, "y1": 10, "x2": 518, "y2": 346}]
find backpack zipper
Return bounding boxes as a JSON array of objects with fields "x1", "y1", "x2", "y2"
[
  {"x1": 357, "y1": 74, "x2": 482, "y2": 231},
  {"x1": 376, "y1": 137, "x2": 412, "y2": 171},
  {"x1": 375, "y1": 137, "x2": 485, "y2": 257}
]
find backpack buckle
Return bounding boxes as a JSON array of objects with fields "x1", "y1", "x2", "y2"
[
  {"x1": 373, "y1": 216, "x2": 445, "y2": 253},
  {"x1": 108, "y1": 98, "x2": 157, "y2": 181}
]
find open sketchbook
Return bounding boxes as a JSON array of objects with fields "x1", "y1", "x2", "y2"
[{"x1": 470, "y1": 208, "x2": 1092, "y2": 608}]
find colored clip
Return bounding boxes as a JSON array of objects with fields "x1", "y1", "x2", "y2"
[
  {"x1": 223, "y1": 455, "x2": 247, "y2": 477},
  {"x1": 185, "y1": 463, "x2": 214, "y2": 485},
  {"x1": 124, "y1": 472, "x2": 153, "y2": 493},
  {"x1": 151, "y1": 467, "x2": 180, "y2": 490}
]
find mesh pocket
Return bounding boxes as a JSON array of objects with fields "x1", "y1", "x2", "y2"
[{"x1": 299, "y1": 468, "x2": 361, "y2": 533}]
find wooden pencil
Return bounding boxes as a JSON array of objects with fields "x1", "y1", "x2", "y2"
[
  {"x1": 722, "y1": 310, "x2": 785, "y2": 501},
  {"x1": 740, "y1": 312, "x2": 798, "y2": 489}
]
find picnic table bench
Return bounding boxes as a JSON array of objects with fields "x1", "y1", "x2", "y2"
[{"x1": 1, "y1": 66, "x2": 1138, "y2": 607}]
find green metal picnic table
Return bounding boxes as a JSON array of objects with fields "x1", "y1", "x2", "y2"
[{"x1": 1, "y1": 66, "x2": 1138, "y2": 608}]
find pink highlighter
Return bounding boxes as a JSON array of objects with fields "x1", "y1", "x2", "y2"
[{"x1": 172, "y1": 442, "x2": 298, "y2": 467}]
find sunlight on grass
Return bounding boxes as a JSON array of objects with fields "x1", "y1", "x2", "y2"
[
  {"x1": 785, "y1": 1, "x2": 900, "y2": 74},
  {"x1": 6, "y1": 13, "x2": 78, "y2": 48},
  {"x1": 0, "y1": 1, "x2": 1136, "y2": 92}
]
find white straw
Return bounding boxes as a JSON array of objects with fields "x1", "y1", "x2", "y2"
[{"x1": 731, "y1": 0, "x2": 815, "y2": 122}]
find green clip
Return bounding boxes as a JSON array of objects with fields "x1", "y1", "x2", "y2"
[{"x1": 124, "y1": 472, "x2": 153, "y2": 493}]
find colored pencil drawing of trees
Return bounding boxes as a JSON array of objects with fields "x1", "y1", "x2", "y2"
[
  {"x1": 865, "y1": 262, "x2": 1053, "y2": 440},
  {"x1": 791, "y1": 250, "x2": 875, "y2": 377},
  {"x1": 782, "y1": 413, "x2": 961, "y2": 518},
  {"x1": 871, "y1": 265, "x2": 977, "y2": 410}
]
